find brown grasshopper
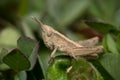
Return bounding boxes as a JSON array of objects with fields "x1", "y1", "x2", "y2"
[{"x1": 33, "y1": 17, "x2": 103, "y2": 59}]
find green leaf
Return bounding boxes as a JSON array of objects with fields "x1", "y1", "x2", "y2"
[
  {"x1": 3, "y1": 49, "x2": 30, "y2": 71},
  {"x1": 106, "y1": 34, "x2": 119, "y2": 54},
  {"x1": 47, "y1": 55, "x2": 71, "y2": 80},
  {"x1": 68, "y1": 58, "x2": 103, "y2": 80},
  {"x1": 0, "y1": 48, "x2": 8, "y2": 63},
  {"x1": 17, "y1": 36, "x2": 36, "y2": 57},
  {"x1": 14, "y1": 71, "x2": 27, "y2": 80},
  {"x1": 102, "y1": 35, "x2": 109, "y2": 53},
  {"x1": 28, "y1": 43, "x2": 39, "y2": 70},
  {"x1": 47, "y1": 0, "x2": 89, "y2": 26},
  {"x1": 0, "y1": 48, "x2": 10, "y2": 70},
  {"x1": 38, "y1": 53, "x2": 49, "y2": 79},
  {"x1": 116, "y1": 34, "x2": 120, "y2": 52},
  {"x1": 85, "y1": 21, "x2": 117, "y2": 34},
  {"x1": 99, "y1": 53, "x2": 120, "y2": 80},
  {"x1": 102, "y1": 34, "x2": 119, "y2": 54},
  {"x1": 47, "y1": 55, "x2": 103, "y2": 80},
  {"x1": 17, "y1": 36, "x2": 39, "y2": 70}
]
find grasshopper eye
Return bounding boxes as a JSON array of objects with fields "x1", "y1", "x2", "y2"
[{"x1": 47, "y1": 31, "x2": 52, "y2": 37}]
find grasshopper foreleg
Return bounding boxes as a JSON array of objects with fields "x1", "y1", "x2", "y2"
[{"x1": 49, "y1": 47, "x2": 58, "y2": 63}]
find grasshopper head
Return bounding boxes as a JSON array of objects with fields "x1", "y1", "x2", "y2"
[
  {"x1": 41, "y1": 24, "x2": 53, "y2": 36},
  {"x1": 33, "y1": 17, "x2": 53, "y2": 36}
]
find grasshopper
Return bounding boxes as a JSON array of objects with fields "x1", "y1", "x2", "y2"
[{"x1": 33, "y1": 17, "x2": 103, "y2": 59}]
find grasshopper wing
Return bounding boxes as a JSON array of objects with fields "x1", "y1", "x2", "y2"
[{"x1": 76, "y1": 37, "x2": 99, "y2": 47}]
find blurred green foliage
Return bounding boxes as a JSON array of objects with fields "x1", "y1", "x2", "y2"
[{"x1": 0, "y1": 0, "x2": 120, "y2": 80}]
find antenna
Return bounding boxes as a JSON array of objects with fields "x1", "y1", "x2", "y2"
[{"x1": 31, "y1": 16, "x2": 44, "y2": 26}]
